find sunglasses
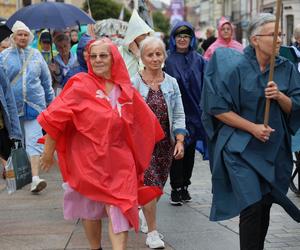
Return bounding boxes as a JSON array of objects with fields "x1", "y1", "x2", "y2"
[{"x1": 89, "y1": 53, "x2": 111, "y2": 60}]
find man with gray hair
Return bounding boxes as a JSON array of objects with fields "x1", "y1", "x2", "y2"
[
  {"x1": 201, "y1": 13, "x2": 300, "y2": 250},
  {"x1": 292, "y1": 24, "x2": 300, "y2": 51},
  {"x1": 201, "y1": 26, "x2": 216, "y2": 52}
]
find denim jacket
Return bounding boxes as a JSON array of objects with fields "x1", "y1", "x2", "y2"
[
  {"x1": 131, "y1": 72, "x2": 187, "y2": 143},
  {"x1": 0, "y1": 68, "x2": 22, "y2": 140},
  {"x1": 0, "y1": 47, "x2": 54, "y2": 117}
]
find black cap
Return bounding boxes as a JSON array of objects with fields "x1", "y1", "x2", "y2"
[
  {"x1": 40, "y1": 32, "x2": 52, "y2": 43},
  {"x1": 174, "y1": 26, "x2": 193, "y2": 37}
]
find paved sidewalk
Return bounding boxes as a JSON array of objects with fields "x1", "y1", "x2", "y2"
[
  {"x1": 0, "y1": 153, "x2": 300, "y2": 250},
  {"x1": 0, "y1": 166, "x2": 162, "y2": 250},
  {"x1": 182, "y1": 154, "x2": 300, "y2": 250}
]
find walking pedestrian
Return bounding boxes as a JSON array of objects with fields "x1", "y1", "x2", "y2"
[
  {"x1": 0, "y1": 67, "x2": 22, "y2": 179},
  {"x1": 0, "y1": 20, "x2": 54, "y2": 193},
  {"x1": 291, "y1": 24, "x2": 300, "y2": 72},
  {"x1": 201, "y1": 13, "x2": 300, "y2": 250},
  {"x1": 49, "y1": 33, "x2": 77, "y2": 95},
  {"x1": 0, "y1": 38, "x2": 10, "y2": 52},
  {"x1": 38, "y1": 39, "x2": 164, "y2": 250},
  {"x1": 132, "y1": 36, "x2": 187, "y2": 249},
  {"x1": 70, "y1": 29, "x2": 79, "y2": 47},
  {"x1": 164, "y1": 21, "x2": 207, "y2": 206},
  {"x1": 201, "y1": 27, "x2": 217, "y2": 52},
  {"x1": 292, "y1": 24, "x2": 300, "y2": 51},
  {"x1": 119, "y1": 9, "x2": 153, "y2": 77},
  {"x1": 62, "y1": 34, "x2": 93, "y2": 86},
  {"x1": 203, "y1": 16, "x2": 243, "y2": 60},
  {"x1": 38, "y1": 30, "x2": 55, "y2": 65}
]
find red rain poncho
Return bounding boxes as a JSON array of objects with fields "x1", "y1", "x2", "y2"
[{"x1": 37, "y1": 40, "x2": 164, "y2": 230}]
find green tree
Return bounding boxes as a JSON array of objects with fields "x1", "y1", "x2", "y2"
[
  {"x1": 83, "y1": 0, "x2": 131, "y2": 21},
  {"x1": 152, "y1": 11, "x2": 170, "y2": 35}
]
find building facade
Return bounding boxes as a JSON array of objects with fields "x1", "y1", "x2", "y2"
[
  {"x1": 260, "y1": 0, "x2": 300, "y2": 45},
  {"x1": 0, "y1": 0, "x2": 17, "y2": 18},
  {"x1": 187, "y1": 0, "x2": 299, "y2": 45}
]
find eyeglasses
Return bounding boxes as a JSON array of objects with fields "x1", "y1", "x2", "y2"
[
  {"x1": 255, "y1": 33, "x2": 286, "y2": 39},
  {"x1": 89, "y1": 53, "x2": 110, "y2": 60},
  {"x1": 175, "y1": 34, "x2": 191, "y2": 40}
]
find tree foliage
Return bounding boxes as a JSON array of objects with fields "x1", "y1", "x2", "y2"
[
  {"x1": 83, "y1": 0, "x2": 131, "y2": 22},
  {"x1": 152, "y1": 11, "x2": 170, "y2": 35}
]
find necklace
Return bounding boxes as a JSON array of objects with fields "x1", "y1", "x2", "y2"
[{"x1": 141, "y1": 71, "x2": 164, "y2": 87}]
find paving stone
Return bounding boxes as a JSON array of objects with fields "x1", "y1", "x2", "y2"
[
  {"x1": 264, "y1": 242, "x2": 289, "y2": 248},
  {"x1": 1, "y1": 152, "x2": 300, "y2": 249}
]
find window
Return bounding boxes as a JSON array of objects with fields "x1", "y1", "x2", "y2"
[
  {"x1": 286, "y1": 15, "x2": 294, "y2": 46},
  {"x1": 22, "y1": 0, "x2": 31, "y2": 6}
]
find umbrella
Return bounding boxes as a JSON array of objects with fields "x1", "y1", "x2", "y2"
[
  {"x1": 6, "y1": 2, "x2": 95, "y2": 30},
  {"x1": 94, "y1": 18, "x2": 128, "y2": 45},
  {"x1": 0, "y1": 23, "x2": 12, "y2": 43}
]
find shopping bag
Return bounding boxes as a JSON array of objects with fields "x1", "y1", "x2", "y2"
[{"x1": 10, "y1": 147, "x2": 32, "y2": 190}]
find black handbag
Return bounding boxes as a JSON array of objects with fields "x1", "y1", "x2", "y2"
[{"x1": 10, "y1": 146, "x2": 32, "y2": 190}]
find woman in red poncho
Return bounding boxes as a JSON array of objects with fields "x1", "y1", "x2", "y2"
[
  {"x1": 203, "y1": 16, "x2": 244, "y2": 60},
  {"x1": 38, "y1": 39, "x2": 164, "y2": 250}
]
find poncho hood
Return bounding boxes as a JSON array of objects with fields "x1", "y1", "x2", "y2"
[
  {"x1": 203, "y1": 17, "x2": 243, "y2": 60},
  {"x1": 122, "y1": 9, "x2": 154, "y2": 47},
  {"x1": 169, "y1": 21, "x2": 196, "y2": 53}
]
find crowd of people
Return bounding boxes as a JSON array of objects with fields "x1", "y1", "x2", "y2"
[{"x1": 1, "y1": 9, "x2": 300, "y2": 250}]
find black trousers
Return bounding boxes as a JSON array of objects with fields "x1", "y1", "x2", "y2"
[
  {"x1": 170, "y1": 142, "x2": 196, "y2": 189},
  {"x1": 0, "y1": 128, "x2": 12, "y2": 161},
  {"x1": 239, "y1": 194, "x2": 273, "y2": 250}
]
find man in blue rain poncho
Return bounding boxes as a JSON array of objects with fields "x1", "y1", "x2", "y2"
[{"x1": 201, "y1": 13, "x2": 300, "y2": 250}]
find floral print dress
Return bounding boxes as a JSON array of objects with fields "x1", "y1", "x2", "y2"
[{"x1": 144, "y1": 88, "x2": 173, "y2": 188}]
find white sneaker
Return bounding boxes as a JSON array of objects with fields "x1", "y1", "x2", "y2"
[
  {"x1": 31, "y1": 178, "x2": 47, "y2": 193},
  {"x1": 146, "y1": 230, "x2": 165, "y2": 249},
  {"x1": 139, "y1": 209, "x2": 149, "y2": 233}
]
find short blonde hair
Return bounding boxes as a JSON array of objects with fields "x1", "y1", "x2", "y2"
[{"x1": 139, "y1": 36, "x2": 167, "y2": 58}]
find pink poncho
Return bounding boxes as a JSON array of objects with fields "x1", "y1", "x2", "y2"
[{"x1": 204, "y1": 17, "x2": 244, "y2": 60}]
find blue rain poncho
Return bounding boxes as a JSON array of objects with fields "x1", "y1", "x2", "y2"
[
  {"x1": 62, "y1": 34, "x2": 93, "y2": 86},
  {"x1": 201, "y1": 46, "x2": 300, "y2": 222},
  {"x1": 165, "y1": 21, "x2": 207, "y2": 148}
]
